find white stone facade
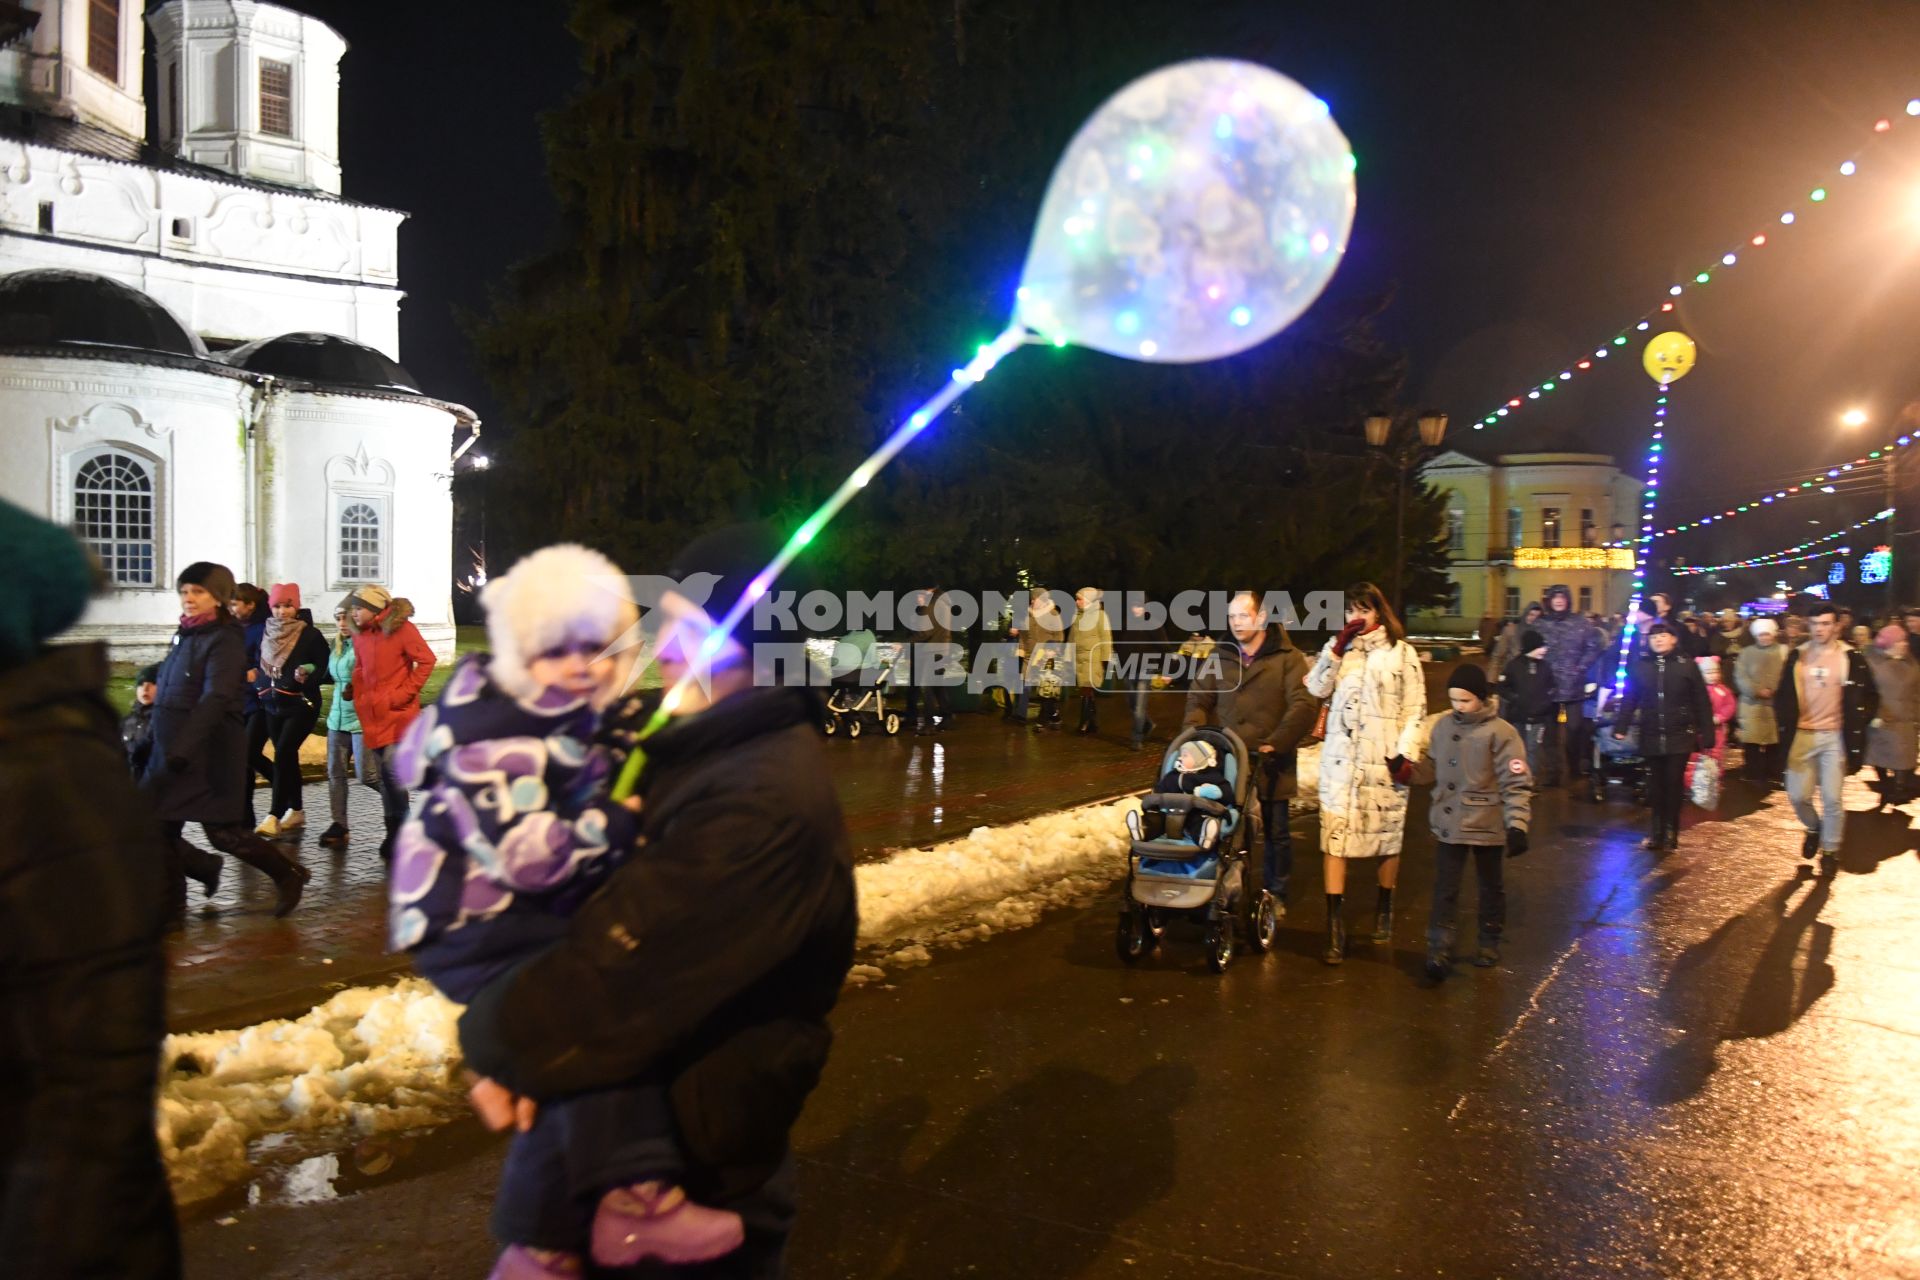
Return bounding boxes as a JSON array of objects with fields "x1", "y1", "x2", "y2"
[
  {"x1": 0, "y1": 351, "x2": 459, "y2": 661},
  {"x1": 0, "y1": 0, "x2": 148, "y2": 140},
  {"x1": 0, "y1": 135, "x2": 404, "y2": 353}
]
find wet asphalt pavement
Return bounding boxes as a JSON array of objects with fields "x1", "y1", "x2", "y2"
[{"x1": 180, "y1": 757, "x2": 1920, "y2": 1279}]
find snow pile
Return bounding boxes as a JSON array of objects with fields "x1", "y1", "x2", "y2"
[{"x1": 158, "y1": 978, "x2": 463, "y2": 1204}]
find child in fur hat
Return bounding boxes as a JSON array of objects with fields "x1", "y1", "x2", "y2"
[{"x1": 388, "y1": 544, "x2": 746, "y2": 1277}]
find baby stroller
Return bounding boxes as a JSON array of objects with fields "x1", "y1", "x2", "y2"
[
  {"x1": 824, "y1": 648, "x2": 902, "y2": 738},
  {"x1": 1588, "y1": 690, "x2": 1647, "y2": 804},
  {"x1": 1116, "y1": 726, "x2": 1277, "y2": 973}
]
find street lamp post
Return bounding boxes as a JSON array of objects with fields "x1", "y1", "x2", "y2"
[{"x1": 1365, "y1": 410, "x2": 1449, "y2": 619}]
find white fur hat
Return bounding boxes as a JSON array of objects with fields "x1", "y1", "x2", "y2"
[
  {"x1": 1748, "y1": 617, "x2": 1778, "y2": 639},
  {"x1": 482, "y1": 544, "x2": 639, "y2": 706}
]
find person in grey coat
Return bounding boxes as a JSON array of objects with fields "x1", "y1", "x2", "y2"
[
  {"x1": 1864, "y1": 624, "x2": 1919, "y2": 807},
  {"x1": 1399, "y1": 664, "x2": 1531, "y2": 979},
  {"x1": 141, "y1": 561, "x2": 310, "y2": 917}
]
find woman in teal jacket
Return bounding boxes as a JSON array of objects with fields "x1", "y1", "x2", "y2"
[{"x1": 319, "y1": 602, "x2": 377, "y2": 849}]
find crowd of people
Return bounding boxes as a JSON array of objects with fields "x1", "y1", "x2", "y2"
[{"x1": 12, "y1": 466, "x2": 1920, "y2": 1277}]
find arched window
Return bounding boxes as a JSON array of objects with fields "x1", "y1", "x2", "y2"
[
  {"x1": 338, "y1": 498, "x2": 382, "y2": 582},
  {"x1": 73, "y1": 449, "x2": 155, "y2": 585}
]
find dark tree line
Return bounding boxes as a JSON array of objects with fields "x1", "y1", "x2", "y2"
[{"x1": 469, "y1": 0, "x2": 1451, "y2": 617}]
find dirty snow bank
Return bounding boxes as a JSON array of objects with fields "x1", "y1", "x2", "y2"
[
  {"x1": 159, "y1": 750, "x2": 1325, "y2": 1193},
  {"x1": 159, "y1": 978, "x2": 463, "y2": 1204}
]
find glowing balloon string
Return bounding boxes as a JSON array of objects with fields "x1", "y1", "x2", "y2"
[
  {"x1": 611, "y1": 58, "x2": 1355, "y2": 799},
  {"x1": 611, "y1": 323, "x2": 1033, "y2": 797}
]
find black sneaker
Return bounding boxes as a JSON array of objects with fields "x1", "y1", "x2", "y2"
[
  {"x1": 1474, "y1": 943, "x2": 1501, "y2": 968},
  {"x1": 1424, "y1": 948, "x2": 1450, "y2": 981},
  {"x1": 1819, "y1": 851, "x2": 1839, "y2": 878},
  {"x1": 318, "y1": 823, "x2": 349, "y2": 849},
  {"x1": 1801, "y1": 831, "x2": 1820, "y2": 861}
]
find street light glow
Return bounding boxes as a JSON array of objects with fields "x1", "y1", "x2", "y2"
[
  {"x1": 1841, "y1": 408, "x2": 1868, "y2": 428},
  {"x1": 472, "y1": 454, "x2": 492, "y2": 469}
]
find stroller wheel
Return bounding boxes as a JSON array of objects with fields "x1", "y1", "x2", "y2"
[
  {"x1": 882, "y1": 711, "x2": 902, "y2": 736},
  {"x1": 1249, "y1": 890, "x2": 1278, "y2": 954},
  {"x1": 846, "y1": 715, "x2": 863, "y2": 740},
  {"x1": 1116, "y1": 908, "x2": 1155, "y2": 964},
  {"x1": 822, "y1": 716, "x2": 839, "y2": 736},
  {"x1": 1205, "y1": 920, "x2": 1235, "y2": 973}
]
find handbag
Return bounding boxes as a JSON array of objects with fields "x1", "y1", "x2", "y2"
[
  {"x1": 1307, "y1": 700, "x2": 1329, "y2": 743},
  {"x1": 1688, "y1": 753, "x2": 1721, "y2": 811}
]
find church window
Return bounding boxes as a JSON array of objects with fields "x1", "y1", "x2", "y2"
[
  {"x1": 337, "y1": 497, "x2": 384, "y2": 583},
  {"x1": 88, "y1": 0, "x2": 120, "y2": 83},
  {"x1": 259, "y1": 59, "x2": 293, "y2": 137},
  {"x1": 73, "y1": 449, "x2": 155, "y2": 586}
]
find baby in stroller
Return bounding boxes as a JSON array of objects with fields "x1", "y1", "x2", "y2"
[{"x1": 1118, "y1": 727, "x2": 1276, "y2": 970}]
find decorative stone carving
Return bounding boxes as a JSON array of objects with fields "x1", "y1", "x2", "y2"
[{"x1": 53, "y1": 401, "x2": 174, "y2": 440}]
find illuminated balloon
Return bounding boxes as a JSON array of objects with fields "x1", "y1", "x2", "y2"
[
  {"x1": 1015, "y1": 58, "x2": 1356, "y2": 364},
  {"x1": 1643, "y1": 331, "x2": 1697, "y2": 384}
]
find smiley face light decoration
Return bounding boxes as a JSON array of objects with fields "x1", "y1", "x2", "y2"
[
  {"x1": 1015, "y1": 58, "x2": 1358, "y2": 363},
  {"x1": 1643, "y1": 330, "x2": 1697, "y2": 385}
]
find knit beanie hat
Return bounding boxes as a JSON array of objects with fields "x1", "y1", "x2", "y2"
[
  {"x1": 1697, "y1": 655, "x2": 1721, "y2": 676},
  {"x1": 1877, "y1": 624, "x2": 1905, "y2": 650},
  {"x1": 175, "y1": 560, "x2": 236, "y2": 607},
  {"x1": 268, "y1": 582, "x2": 301, "y2": 608},
  {"x1": 1448, "y1": 663, "x2": 1490, "y2": 700},
  {"x1": 1520, "y1": 629, "x2": 1545, "y2": 653},
  {"x1": 1748, "y1": 617, "x2": 1778, "y2": 639},
  {"x1": 0, "y1": 497, "x2": 96, "y2": 666},
  {"x1": 482, "y1": 544, "x2": 640, "y2": 706},
  {"x1": 134, "y1": 663, "x2": 160, "y2": 685},
  {"x1": 1176, "y1": 739, "x2": 1218, "y2": 771},
  {"x1": 345, "y1": 584, "x2": 392, "y2": 614},
  {"x1": 661, "y1": 522, "x2": 808, "y2": 656}
]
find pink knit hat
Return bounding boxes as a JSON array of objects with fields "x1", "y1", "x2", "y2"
[
  {"x1": 268, "y1": 582, "x2": 301, "y2": 608},
  {"x1": 1877, "y1": 624, "x2": 1905, "y2": 650}
]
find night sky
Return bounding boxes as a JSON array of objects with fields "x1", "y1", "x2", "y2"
[{"x1": 295, "y1": 0, "x2": 1920, "y2": 576}]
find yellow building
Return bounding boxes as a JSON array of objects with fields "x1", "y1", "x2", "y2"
[{"x1": 1411, "y1": 448, "x2": 1642, "y2": 636}]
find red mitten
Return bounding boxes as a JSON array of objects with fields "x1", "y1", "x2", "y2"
[{"x1": 1332, "y1": 618, "x2": 1367, "y2": 656}]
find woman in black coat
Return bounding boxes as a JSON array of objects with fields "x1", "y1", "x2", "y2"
[
  {"x1": 1613, "y1": 621, "x2": 1713, "y2": 852},
  {"x1": 142, "y1": 561, "x2": 310, "y2": 916},
  {"x1": 250, "y1": 583, "x2": 332, "y2": 835}
]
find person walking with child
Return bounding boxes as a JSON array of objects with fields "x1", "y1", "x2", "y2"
[
  {"x1": 1613, "y1": 621, "x2": 1713, "y2": 852},
  {"x1": 1401, "y1": 664, "x2": 1530, "y2": 979},
  {"x1": 251, "y1": 583, "x2": 331, "y2": 837},
  {"x1": 1306, "y1": 582, "x2": 1426, "y2": 963}
]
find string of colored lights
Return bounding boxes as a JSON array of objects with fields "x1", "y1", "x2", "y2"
[
  {"x1": 1469, "y1": 97, "x2": 1920, "y2": 433},
  {"x1": 1608, "y1": 431, "x2": 1912, "y2": 545},
  {"x1": 1669, "y1": 508, "x2": 1892, "y2": 576},
  {"x1": 1610, "y1": 389, "x2": 1669, "y2": 693},
  {"x1": 610, "y1": 322, "x2": 1033, "y2": 800}
]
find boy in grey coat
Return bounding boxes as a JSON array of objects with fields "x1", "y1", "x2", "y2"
[{"x1": 1397, "y1": 664, "x2": 1532, "y2": 979}]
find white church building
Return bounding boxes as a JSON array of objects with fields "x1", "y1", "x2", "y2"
[{"x1": 0, "y1": 0, "x2": 473, "y2": 660}]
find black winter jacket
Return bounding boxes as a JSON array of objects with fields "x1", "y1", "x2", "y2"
[
  {"x1": 1615, "y1": 650, "x2": 1714, "y2": 757},
  {"x1": 0, "y1": 644, "x2": 179, "y2": 1278},
  {"x1": 460, "y1": 686, "x2": 856, "y2": 1204},
  {"x1": 121, "y1": 701, "x2": 154, "y2": 773},
  {"x1": 1775, "y1": 643, "x2": 1878, "y2": 773},
  {"x1": 140, "y1": 615, "x2": 249, "y2": 824},
  {"x1": 250, "y1": 621, "x2": 333, "y2": 712},
  {"x1": 1497, "y1": 655, "x2": 1556, "y2": 725}
]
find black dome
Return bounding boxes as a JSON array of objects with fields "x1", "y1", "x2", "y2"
[
  {"x1": 0, "y1": 269, "x2": 206, "y2": 357},
  {"x1": 217, "y1": 332, "x2": 420, "y2": 394}
]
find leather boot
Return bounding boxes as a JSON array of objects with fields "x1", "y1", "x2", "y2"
[
  {"x1": 180, "y1": 843, "x2": 223, "y2": 898},
  {"x1": 1323, "y1": 893, "x2": 1346, "y2": 965},
  {"x1": 231, "y1": 839, "x2": 311, "y2": 917},
  {"x1": 1641, "y1": 818, "x2": 1665, "y2": 851},
  {"x1": 1371, "y1": 886, "x2": 1393, "y2": 942}
]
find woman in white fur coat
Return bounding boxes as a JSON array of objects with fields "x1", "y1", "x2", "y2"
[{"x1": 1305, "y1": 582, "x2": 1426, "y2": 965}]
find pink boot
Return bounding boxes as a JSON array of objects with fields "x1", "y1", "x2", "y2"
[
  {"x1": 591, "y1": 1181, "x2": 746, "y2": 1267},
  {"x1": 487, "y1": 1245, "x2": 582, "y2": 1279}
]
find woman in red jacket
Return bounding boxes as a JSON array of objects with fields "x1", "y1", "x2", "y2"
[{"x1": 343, "y1": 584, "x2": 437, "y2": 860}]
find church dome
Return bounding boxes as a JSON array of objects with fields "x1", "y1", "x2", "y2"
[
  {"x1": 216, "y1": 332, "x2": 421, "y2": 394},
  {"x1": 0, "y1": 269, "x2": 208, "y2": 357}
]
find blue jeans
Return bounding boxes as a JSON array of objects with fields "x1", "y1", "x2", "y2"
[
  {"x1": 1258, "y1": 762, "x2": 1292, "y2": 901},
  {"x1": 1786, "y1": 729, "x2": 1847, "y2": 851},
  {"x1": 1129, "y1": 679, "x2": 1153, "y2": 744}
]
